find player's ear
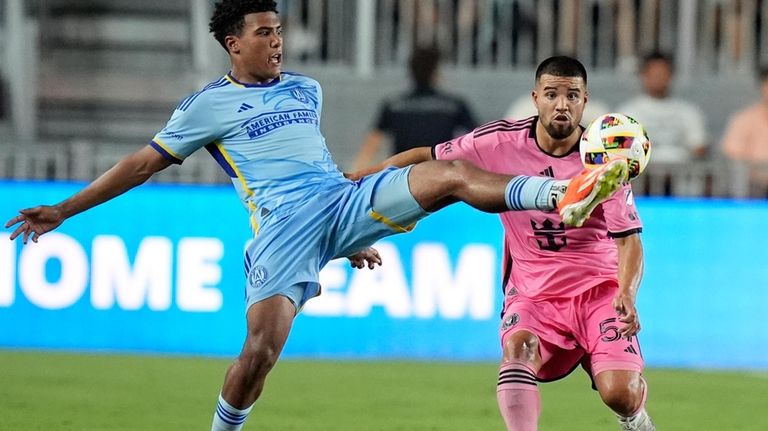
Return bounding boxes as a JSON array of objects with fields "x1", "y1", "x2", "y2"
[{"x1": 225, "y1": 35, "x2": 240, "y2": 54}]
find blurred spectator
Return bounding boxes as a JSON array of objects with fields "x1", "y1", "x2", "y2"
[
  {"x1": 721, "y1": 65, "x2": 768, "y2": 197},
  {"x1": 353, "y1": 47, "x2": 477, "y2": 170},
  {"x1": 505, "y1": 92, "x2": 611, "y2": 125},
  {"x1": 0, "y1": 76, "x2": 7, "y2": 121},
  {"x1": 617, "y1": 52, "x2": 708, "y2": 195},
  {"x1": 617, "y1": 52, "x2": 708, "y2": 163}
]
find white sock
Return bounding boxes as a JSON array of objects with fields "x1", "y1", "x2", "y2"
[
  {"x1": 617, "y1": 409, "x2": 655, "y2": 431},
  {"x1": 211, "y1": 393, "x2": 253, "y2": 431},
  {"x1": 505, "y1": 176, "x2": 568, "y2": 211}
]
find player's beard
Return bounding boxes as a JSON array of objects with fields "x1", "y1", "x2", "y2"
[{"x1": 543, "y1": 120, "x2": 576, "y2": 140}]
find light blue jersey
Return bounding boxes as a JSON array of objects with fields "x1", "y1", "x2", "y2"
[
  {"x1": 150, "y1": 72, "x2": 428, "y2": 310},
  {"x1": 151, "y1": 72, "x2": 347, "y2": 233}
]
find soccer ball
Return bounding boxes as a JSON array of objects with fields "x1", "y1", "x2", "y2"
[{"x1": 580, "y1": 113, "x2": 652, "y2": 179}]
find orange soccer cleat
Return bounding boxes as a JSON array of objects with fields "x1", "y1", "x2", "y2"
[{"x1": 558, "y1": 159, "x2": 629, "y2": 227}]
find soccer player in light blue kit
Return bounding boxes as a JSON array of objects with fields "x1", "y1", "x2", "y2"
[{"x1": 5, "y1": 1, "x2": 628, "y2": 429}]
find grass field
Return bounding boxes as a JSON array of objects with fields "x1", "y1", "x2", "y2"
[{"x1": 1, "y1": 350, "x2": 766, "y2": 430}]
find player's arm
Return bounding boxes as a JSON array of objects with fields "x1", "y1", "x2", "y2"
[
  {"x1": 613, "y1": 232, "x2": 644, "y2": 338},
  {"x1": 5, "y1": 145, "x2": 172, "y2": 244},
  {"x1": 347, "y1": 147, "x2": 433, "y2": 180}
]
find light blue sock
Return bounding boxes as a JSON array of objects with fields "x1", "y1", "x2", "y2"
[
  {"x1": 505, "y1": 176, "x2": 567, "y2": 211},
  {"x1": 211, "y1": 393, "x2": 253, "y2": 431}
]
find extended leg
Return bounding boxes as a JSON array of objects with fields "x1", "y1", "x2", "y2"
[{"x1": 406, "y1": 158, "x2": 627, "y2": 226}]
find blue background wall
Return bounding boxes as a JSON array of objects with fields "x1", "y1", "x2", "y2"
[{"x1": 1, "y1": 181, "x2": 766, "y2": 369}]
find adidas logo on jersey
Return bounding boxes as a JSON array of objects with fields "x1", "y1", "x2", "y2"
[
  {"x1": 237, "y1": 103, "x2": 254, "y2": 113},
  {"x1": 539, "y1": 166, "x2": 554, "y2": 177},
  {"x1": 624, "y1": 345, "x2": 638, "y2": 355}
]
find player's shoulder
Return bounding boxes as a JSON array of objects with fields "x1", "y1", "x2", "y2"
[
  {"x1": 281, "y1": 71, "x2": 321, "y2": 87},
  {"x1": 175, "y1": 75, "x2": 232, "y2": 112},
  {"x1": 473, "y1": 116, "x2": 536, "y2": 140}
]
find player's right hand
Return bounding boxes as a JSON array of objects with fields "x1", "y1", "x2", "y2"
[{"x1": 5, "y1": 205, "x2": 65, "y2": 244}]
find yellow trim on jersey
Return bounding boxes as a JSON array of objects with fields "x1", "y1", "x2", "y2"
[
  {"x1": 369, "y1": 210, "x2": 416, "y2": 233},
  {"x1": 214, "y1": 142, "x2": 253, "y2": 197},
  {"x1": 212, "y1": 141, "x2": 261, "y2": 235},
  {"x1": 248, "y1": 201, "x2": 260, "y2": 235},
  {"x1": 151, "y1": 137, "x2": 184, "y2": 161},
  {"x1": 224, "y1": 74, "x2": 246, "y2": 88}
]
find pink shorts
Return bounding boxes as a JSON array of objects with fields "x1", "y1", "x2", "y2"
[{"x1": 499, "y1": 281, "x2": 644, "y2": 382}]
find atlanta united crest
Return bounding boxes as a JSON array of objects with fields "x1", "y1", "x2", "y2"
[{"x1": 248, "y1": 265, "x2": 269, "y2": 289}]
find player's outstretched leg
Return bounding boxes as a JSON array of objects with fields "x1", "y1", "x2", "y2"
[
  {"x1": 557, "y1": 158, "x2": 629, "y2": 227},
  {"x1": 406, "y1": 159, "x2": 624, "y2": 227},
  {"x1": 407, "y1": 159, "x2": 565, "y2": 213}
]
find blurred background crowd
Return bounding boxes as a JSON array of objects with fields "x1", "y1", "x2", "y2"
[{"x1": 2, "y1": 0, "x2": 768, "y2": 198}]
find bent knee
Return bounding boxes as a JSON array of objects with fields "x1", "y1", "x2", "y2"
[
  {"x1": 598, "y1": 374, "x2": 645, "y2": 416},
  {"x1": 502, "y1": 330, "x2": 541, "y2": 364},
  {"x1": 238, "y1": 344, "x2": 280, "y2": 380}
]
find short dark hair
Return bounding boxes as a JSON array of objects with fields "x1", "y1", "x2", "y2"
[
  {"x1": 409, "y1": 47, "x2": 441, "y2": 87},
  {"x1": 209, "y1": 0, "x2": 278, "y2": 50},
  {"x1": 535, "y1": 56, "x2": 588, "y2": 85},
  {"x1": 641, "y1": 51, "x2": 674, "y2": 71}
]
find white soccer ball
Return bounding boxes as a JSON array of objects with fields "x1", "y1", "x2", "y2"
[{"x1": 580, "y1": 113, "x2": 652, "y2": 179}]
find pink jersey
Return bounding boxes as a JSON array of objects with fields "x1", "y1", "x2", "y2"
[{"x1": 433, "y1": 116, "x2": 642, "y2": 300}]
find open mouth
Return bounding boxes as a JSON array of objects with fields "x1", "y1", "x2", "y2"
[
  {"x1": 269, "y1": 53, "x2": 282, "y2": 65},
  {"x1": 553, "y1": 114, "x2": 569, "y2": 123}
]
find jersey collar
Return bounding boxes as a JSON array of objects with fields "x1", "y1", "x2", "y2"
[{"x1": 225, "y1": 72, "x2": 282, "y2": 88}]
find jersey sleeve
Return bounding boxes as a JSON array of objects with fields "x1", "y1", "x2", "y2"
[
  {"x1": 432, "y1": 130, "x2": 484, "y2": 167},
  {"x1": 150, "y1": 94, "x2": 219, "y2": 164},
  {"x1": 603, "y1": 183, "x2": 643, "y2": 237}
]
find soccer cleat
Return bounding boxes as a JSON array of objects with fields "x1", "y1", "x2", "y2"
[
  {"x1": 617, "y1": 409, "x2": 656, "y2": 431},
  {"x1": 558, "y1": 159, "x2": 628, "y2": 227}
]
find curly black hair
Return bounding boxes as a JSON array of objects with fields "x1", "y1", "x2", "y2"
[{"x1": 209, "y1": 0, "x2": 278, "y2": 50}]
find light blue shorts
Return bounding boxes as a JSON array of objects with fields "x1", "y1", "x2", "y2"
[{"x1": 243, "y1": 166, "x2": 427, "y2": 311}]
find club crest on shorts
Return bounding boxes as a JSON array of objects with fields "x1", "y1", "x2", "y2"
[
  {"x1": 501, "y1": 313, "x2": 520, "y2": 330},
  {"x1": 248, "y1": 265, "x2": 269, "y2": 289}
]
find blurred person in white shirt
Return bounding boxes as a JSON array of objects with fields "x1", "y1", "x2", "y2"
[
  {"x1": 617, "y1": 52, "x2": 708, "y2": 164},
  {"x1": 721, "y1": 65, "x2": 768, "y2": 197}
]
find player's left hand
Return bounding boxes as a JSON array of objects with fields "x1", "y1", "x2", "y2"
[
  {"x1": 347, "y1": 247, "x2": 382, "y2": 269},
  {"x1": 612, "y1": 293, "x2": 641, "y2": 338}
]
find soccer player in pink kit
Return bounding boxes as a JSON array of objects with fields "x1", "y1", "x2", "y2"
[{"x1": 354, "y1": 56, "x2": 654, "y2": 431}]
